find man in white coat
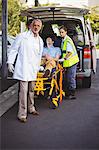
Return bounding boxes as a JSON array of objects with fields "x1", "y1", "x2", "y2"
[{"x1": 7, "y1": 19, "x2": 43, "y2": 122}]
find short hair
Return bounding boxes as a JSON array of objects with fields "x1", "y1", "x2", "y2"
[
  {"x1": 59, "y1": 25, "x2": 67, "y2": 32},
  {"x1": 46, "y1": 35, "x2": 55, "y2": 41},
  {"x1": 32, "y1": 19, "x2": 42, "y2": 26}
]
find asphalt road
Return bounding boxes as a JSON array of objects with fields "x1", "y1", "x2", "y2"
[{"x1": 1, "y1": 60, "x2": 99, "y2": 150}]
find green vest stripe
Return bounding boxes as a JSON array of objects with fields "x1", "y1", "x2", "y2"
[{"x1": 61, "y1": 36, "x2": 79, "y2": 67}]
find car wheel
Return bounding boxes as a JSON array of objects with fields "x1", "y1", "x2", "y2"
[{"x1": 82, "y1": 75, "x2": 91, "y2": 88}]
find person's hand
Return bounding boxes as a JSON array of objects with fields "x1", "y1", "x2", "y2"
[
  {"x1": 8, "y1": 64, "x2": 14, "y2": 73},
  {"x1": 39, "y1": 66, "x2": 44, "y2": 71},
  {"x1": 45, "y1": 54, "x2": 52, "y2": 60}
]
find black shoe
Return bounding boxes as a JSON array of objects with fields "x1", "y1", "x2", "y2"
[
  {"x1": 69, "y1": 90, "x2": 76, "y2": 99},
  {"x1": 43, "y1": 69, "x2": 50, "y2": 78},
  {"x1": 64, "y1": 95, "x2": 76, "y2": 100}
]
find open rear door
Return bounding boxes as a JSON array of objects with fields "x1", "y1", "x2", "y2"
[
  {"x1": 86, "y1": 19, "x2": 97, "y2": 73},
  {"x1": 20, "y1": 5, "x2": 89, "y2": 20}
]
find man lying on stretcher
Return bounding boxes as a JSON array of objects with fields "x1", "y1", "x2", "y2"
[{"x1": 42, "y1": 36, "x2": 61, "y2": 77}]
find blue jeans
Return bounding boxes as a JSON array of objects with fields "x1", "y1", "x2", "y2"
[{"x1": 63, "y1": 64, "x2": 77, "y2": 92}]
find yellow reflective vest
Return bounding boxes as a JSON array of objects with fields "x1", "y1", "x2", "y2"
[{"x1": 61, "y1": 36, "x2": 79, "y2": 67}]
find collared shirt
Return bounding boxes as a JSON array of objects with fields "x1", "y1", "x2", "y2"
[
  {"x1": 43, "y1": 45, "x2": 61, "y2": 58},
  {"x1": 33, "y1": 36, "x2": 40, "y2": 54}
]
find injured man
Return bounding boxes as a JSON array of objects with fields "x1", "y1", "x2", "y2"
[{"x1": 42, "y1": 36, "x2": 61, "y2": 77}]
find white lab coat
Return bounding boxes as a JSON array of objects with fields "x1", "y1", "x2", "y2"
[{"x1": 7, "y1": 30, "x2": 43, "y2": 81}]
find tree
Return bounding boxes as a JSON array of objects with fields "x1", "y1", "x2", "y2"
[
  {"x1": 85, "y1": 6, "x2": 99, "y2": 33},
  {"x1": 8, "y1": 0, "x2": 27, "y2": 36},
  {"x1": 0, "y1": 0, "x2": 26, "y2": 36}
]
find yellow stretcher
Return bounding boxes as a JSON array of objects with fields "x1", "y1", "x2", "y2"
[{"x1": 34, "y1": 63, "x2": 65, "y2": 109}]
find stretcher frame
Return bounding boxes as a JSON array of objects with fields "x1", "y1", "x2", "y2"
[{"x1": 34, "y1": 62, "x2": 65, "y2": 108}]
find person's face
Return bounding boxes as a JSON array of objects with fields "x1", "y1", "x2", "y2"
[
  {"x1": 59, "y1": 29, "x2": 67, "y2": 38},
  {"x1": 31, "y1": 20, "x2": 42, "y2": 36},
  {"x1": 46, "y1": 37, "x2": 54, "y2": 47}
]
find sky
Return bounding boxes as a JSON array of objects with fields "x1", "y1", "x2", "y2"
[{"x1": 27, "y1": 0, "x2": 88, "y2": 7}]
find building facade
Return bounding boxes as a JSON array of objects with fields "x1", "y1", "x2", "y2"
[{"x1": 88, "y1": 0, "x2": 99, "y2": 7}]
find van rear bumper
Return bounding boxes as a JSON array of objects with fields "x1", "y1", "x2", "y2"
[{"x1": 76, "y1": 69, "x2": 91, "y2": 79}]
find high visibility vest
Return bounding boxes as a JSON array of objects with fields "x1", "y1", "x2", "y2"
[{"x1": 61, "y1": 36, "x2": 79, "y2": 67}]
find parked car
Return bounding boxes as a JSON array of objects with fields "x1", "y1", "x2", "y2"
[
  {"x1": 0, "y1": 33, "x2": 16, "y2": 92},
  {"x1": 0, "y1": 33, "x2": 15, "y2": 68},
  {"x1": 21, "y1": 5, "x2": 97, "y2": 88}
]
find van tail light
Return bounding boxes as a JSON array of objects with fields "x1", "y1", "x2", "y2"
[{"x1": 84, "y1": 47, "x2": 91, "y2": 59}]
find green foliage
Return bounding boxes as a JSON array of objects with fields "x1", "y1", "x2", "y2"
[
  {"x1": 0, "y1": 1, "x2": 98, "y2": 35},
  {"x1": 0, "y1": 0, "x2": 26, "y2": 36},
  {"x1": 41, "y1": 3, "x2": 58, "y2": 6},
  {"x1": 85, "y1": 6, "x2": 99, "y2": 33},
  {"x1": 8, "y1": 0, "x2": 26, "y2": 36},
  {"x1": 96, "y1": 44, "x2": 99, "y2": 49}
]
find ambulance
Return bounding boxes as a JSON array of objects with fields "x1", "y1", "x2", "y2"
[{"x1": 21, "y1": 5, "x2": 97, "y2": 88}]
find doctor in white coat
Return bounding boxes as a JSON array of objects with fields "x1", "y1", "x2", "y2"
[{"x1": 7, "y1": 19, "x2": 43, "y2": 122}]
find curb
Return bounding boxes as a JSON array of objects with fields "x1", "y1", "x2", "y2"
[{"x1": 0, "y1": 83, "x2": 18, "y2": 117}]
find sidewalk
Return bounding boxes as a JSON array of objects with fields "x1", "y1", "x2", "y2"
[{"x1": 0, "y1": 83, "x2": 18, "y2": 117}]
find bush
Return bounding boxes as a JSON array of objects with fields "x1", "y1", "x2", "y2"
[{"x1": 96, "y1": 45, "x2": 99, "y2": 49}]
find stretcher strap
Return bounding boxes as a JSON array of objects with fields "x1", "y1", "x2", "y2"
[
  {"x1": 49, "y1": 78, "x2": 59, "y2": 96},
  {"x1": 58, "y1": 64, "x2": 63, "y2": 103},
  {"x1": 60, "y1": 68, "x2": 62, "y2": 103}
]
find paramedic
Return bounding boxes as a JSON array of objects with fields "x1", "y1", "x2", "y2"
[
  {"x1": 59, "y1": 25, "x2": 79, "y2": 99},
  {"x1": 7, "y1": 19, "x2": 43, "y2": 122}
]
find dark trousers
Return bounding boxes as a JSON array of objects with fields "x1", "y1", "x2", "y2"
[{"x1": 63, "y1": 64, "x2": 77, "y2": 94}]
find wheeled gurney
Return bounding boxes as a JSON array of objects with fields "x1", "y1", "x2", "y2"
[{"x1": 34, "y1": 60, "x2": 65, "y2": 109}]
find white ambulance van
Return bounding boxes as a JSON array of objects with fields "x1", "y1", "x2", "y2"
[{"x1": 21, "y1": 5, "x2": 97, "y2": 88}]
